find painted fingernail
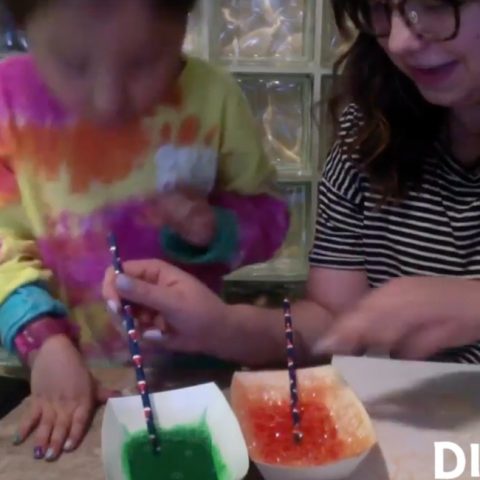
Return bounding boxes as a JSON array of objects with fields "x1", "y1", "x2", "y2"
[
  {"x1": 143, "y1": 329, "x2": 163, "y2": 341},
  {"x1": 107, "y1": 299, "x2": 120, "y2": 315},
  {"x1": 116, "y1": 274, "x2": 132, "y2": 292},
  {"x1": 63, "y1": 439, "x2": 74, "y2": 452},
  {"x1": 12, "y1": 432, "x2": 22, "y2": 445},
  {"x1": 312, "y1": 337, "x2": 338, "y2": 356},
  {"x1": 34, "y1": 447, "x2": 44, "y2": 460},
  {"x1": 45, "y1": 448, "x2": 55, "y2": 461}
]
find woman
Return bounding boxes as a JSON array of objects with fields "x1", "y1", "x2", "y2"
[{"x1": 104, "y1": 0, "x2": 480, "y2": 365}]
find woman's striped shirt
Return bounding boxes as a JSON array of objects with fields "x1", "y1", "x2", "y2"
[{"x1": 310, "y1": 105, "x2": 480, "y2": 364}]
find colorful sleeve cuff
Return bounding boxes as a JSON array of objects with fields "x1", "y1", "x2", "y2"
[
  {"x1": 160, "y1": 207, "x2": 239, "y2": 265},
  {"x1": 0, "y1": 283, "x2": 68, "y2": 353}
]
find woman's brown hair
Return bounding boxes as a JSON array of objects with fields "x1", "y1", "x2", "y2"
[{"x1": 329, "y1": 0, "x2": 448, "y2": 199}]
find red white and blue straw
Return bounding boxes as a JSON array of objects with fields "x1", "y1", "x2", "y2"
[
  {"x1": 283, "y1": 298, "x2": 303, "y2": 444},
  {"x1": 108, "y1": 233, "x2": 161, "y2": 454}
]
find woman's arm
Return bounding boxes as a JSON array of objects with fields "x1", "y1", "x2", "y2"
[
  {"x1": 220, "y1": 267, "x2": 369, "y2": 366},
  {"x1": 314, "y1": 276, "x2": 480, "y2": 360},
  {"x1": 103, "y1": 261, "x2": 369, "y2": 366}
]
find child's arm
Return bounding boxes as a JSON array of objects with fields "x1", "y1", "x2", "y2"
[
  {"x1": 160, "y1": 76, "x2": 289, "y2": 271},
  {"x1": 215, "y1": 75, "x2": 290, "y2": 268},
  {"x1": 0, "y1": 159, "x2": 69, "y2": 354},
  {"x1": 0, "y1": 108, "x2": 100, "y2": 460},
  {"x1": 0, "y1": 165, "x2": 109, "y2": 460},
  {"x1": 208, "y1": 189, "x2": 289, "y2": 269}
]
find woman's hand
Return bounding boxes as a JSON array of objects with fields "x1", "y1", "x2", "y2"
[
  {"x1": 102, "y1": 259, "x2": 229, "y2": 356},
  {"x1": 14, "y1": 334, "x2": 116, "y2": 461},
  {"x1": 314, "y1": 277, "x2": 480, "y2": 359}
]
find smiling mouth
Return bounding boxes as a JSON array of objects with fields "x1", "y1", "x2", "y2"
[
  {"x1": 409, "y1": 61, "x2": 456, "y2": 70},
  {"x1": 406, "y1": 61, "x2": 458, "y2": 86}
]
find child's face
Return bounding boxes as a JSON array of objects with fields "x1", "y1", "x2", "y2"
[{"x1": 27, "y1": 0, "x2": 187, "y2": 125}]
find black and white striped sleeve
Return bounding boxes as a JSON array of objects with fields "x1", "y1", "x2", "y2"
[{"x1": 309, "y1": 108, "x2": 366, "y2": 270}]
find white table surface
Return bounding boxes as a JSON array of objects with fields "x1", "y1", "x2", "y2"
[
  {"x1": 333, "y1": 356, "x2": 480, "y2": 480},
  {"x1": 1, "y1": 356, "x2": 479, "y2": 480}
]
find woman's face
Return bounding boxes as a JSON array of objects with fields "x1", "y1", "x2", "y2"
[{"x1": 377, "y1": 1, "x2": 480, "y2": 108}]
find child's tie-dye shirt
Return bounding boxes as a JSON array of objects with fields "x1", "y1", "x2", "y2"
[{"x1": 0, "y1": 54, "x2": 289, "y2": 362}]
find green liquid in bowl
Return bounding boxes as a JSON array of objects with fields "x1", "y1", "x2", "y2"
[{"x1": 122, "y1": 421, "x2": 229, "y2": 480}]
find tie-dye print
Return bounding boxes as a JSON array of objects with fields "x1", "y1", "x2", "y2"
[{"x1": 0, "y1": 54, "x2": 289, "y2": 363}]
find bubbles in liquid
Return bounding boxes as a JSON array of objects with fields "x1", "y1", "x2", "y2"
[
  {"x1": 243, "y1": 385, "x2": 344, "y2": 466},
  {"x1": 170, "y1": 472, "x2": 184, "y2": 480}
]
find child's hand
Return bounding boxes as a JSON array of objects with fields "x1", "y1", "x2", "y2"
[
  {"x1": 159, "y1": 188, "x2": 216, "y2": 247},
  {"x1": 15, "y1": 334, "x2": 116, "y2": 461}
]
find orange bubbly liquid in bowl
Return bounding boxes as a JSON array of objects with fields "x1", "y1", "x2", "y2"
[{"x1": 231, "y1": 368, "x2": 376, "y2": 468}]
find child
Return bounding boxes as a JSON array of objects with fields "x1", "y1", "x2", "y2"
[{"x1": 0, "y1": 0, "x2": 289, "y2": 462}]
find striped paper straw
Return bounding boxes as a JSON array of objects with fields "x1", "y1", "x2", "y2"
[
  {"x1": 108, "y1": 233, "x2": 161, "y2": 454},
  {"x1": 283, "y1": 298, "x2": 303, "y2": 444}
]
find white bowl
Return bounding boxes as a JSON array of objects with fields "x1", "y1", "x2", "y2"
[
  {"x1": 102, "y1": 382, "x2": 249, "y2": 480},
  {"x1": 255, "y1": 451, "x2": 370, "y2": 480},
  {"x1": 231, "y1": 366, "x2": 377, "y2": 480}
]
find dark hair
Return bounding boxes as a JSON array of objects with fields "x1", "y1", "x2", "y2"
[
  {"x1": 3, "y1": 0, "x2": 197, "y2": 26},
  {"x1": 329, "y1": 0, "x2": 448, "y2": 199}
]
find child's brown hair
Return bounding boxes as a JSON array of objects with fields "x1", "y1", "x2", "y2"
[{"x1": 4, "y1": 0, "x2": 197, "y2": 26}]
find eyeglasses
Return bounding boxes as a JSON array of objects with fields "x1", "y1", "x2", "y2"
[{"x1": 360, "y1": 0, "x2": 463, "y2": 41}]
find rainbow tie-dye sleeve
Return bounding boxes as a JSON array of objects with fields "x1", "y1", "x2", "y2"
[
  {"x1": 0, "y1": 92, "x2": 53, "y2": 305},
  {"x1": 209, "y1": 76, "x2": 290, "y2": 267},
  {"x1": 216, "y1": 76, "x2": 278, "y2": 195},
  {"x1": 0, "y1": 80, "x2": 66, "y2": 350},
  {"x1": 157, "y1": 70, "x2": 290, "y2": 276}
]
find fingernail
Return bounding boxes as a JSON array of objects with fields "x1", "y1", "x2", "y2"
[
  {"x1": 116, "y1": 274, "x2": 132, "y2": 292},
  {"x1": 12, "y1": 433, "x2": 22, "y2": 445},
  {"x1": 63, "y1": 439, "x2": 74, "y2": 452},
  {"x1": 143, "y1": 329, "x2": 163, "y2": 341},
  {"x1": 45, "y1": 448, "x2": 55, "y2": 461},
  {"x1": 34, "y1": 447, "x2": 44, "y2": 460},
  {"x1": 107, "y1": 299, "x2": 120, "y2": 314},
  {"x1": 312, "y1": 337, "x2": 338, "y2": 356}
]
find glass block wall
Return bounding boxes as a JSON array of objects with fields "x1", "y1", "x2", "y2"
[
  {"x1": 0, "y1": 1, "x2": 340, "y2": 329},
  {"x1": 185, "y1": 0, "x2": 338, "y2": 283}
]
